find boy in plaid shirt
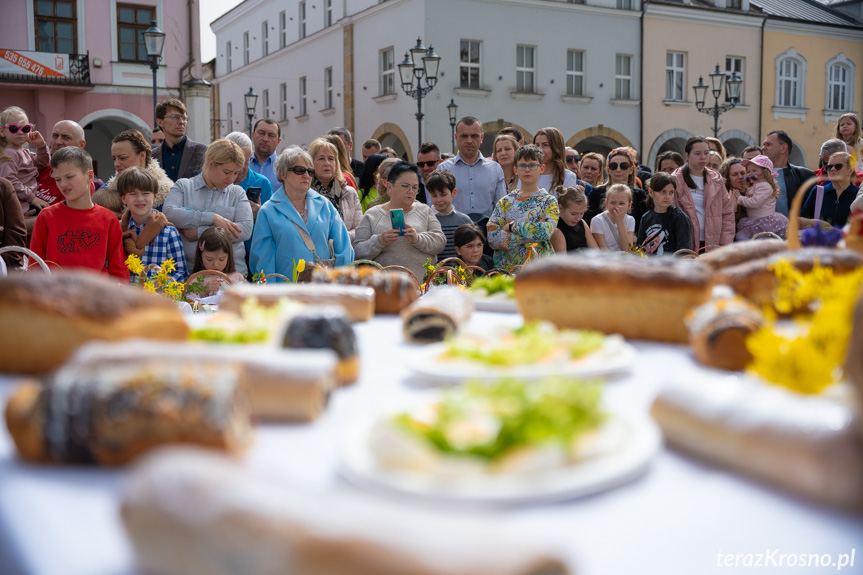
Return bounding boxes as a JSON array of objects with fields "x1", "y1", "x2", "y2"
[{"x1": 117, "y1": 167, "x2": 187, "y2": 282}]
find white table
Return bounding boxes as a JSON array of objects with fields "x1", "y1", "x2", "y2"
[{"x1": 1, "y1": 312, "x2": 860, "y2": 575}]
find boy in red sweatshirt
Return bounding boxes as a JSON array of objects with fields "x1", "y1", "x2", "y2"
[{"x1": 29, "y1": 147, "x2": 129, "y2": 280}]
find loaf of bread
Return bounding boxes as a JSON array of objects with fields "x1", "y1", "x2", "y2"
[
  {"x1": 312, "y1": 266, "x2": 419, "y2": 314},
  {"x1": 651, "y1": 374, "x2": 863, "y2": 508},
  {"x1": 121, "y1": 447, "x2": 571, "y2": 575},
  {"x1": 402, "y1": 286, "x2": 474, "y2": 343},
  {"x1": 5, "y1": 362, "x2": 253, "y2": 465},
  {"x1": 0, "y1": 271, "x2": 188, "y2": 374},
  {"x1": 696, "y1": 238, "x2": 787, "y2": 270},
  {"x1": 67, "y1": 341, "x2": 337, "y2": 422},
  {"x1": 220, "y1": 283, "x2": 376, "y2": 322},
  {"x1": 515, "y1": 255, "x2": 713, "y2": 343},
  {"x1": 713, "y1": 248, "x2": 863, "y2": 310}
]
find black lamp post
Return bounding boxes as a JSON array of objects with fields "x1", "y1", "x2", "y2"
[
  {"x1": 692, "y1": 64, "x2": 742, "y2": 138},
  {"x1": 398, "y1": 37, "x2": 441, "y2": 154},
  {"x1": 142, "y1": 20, "x2": 166, "y2": 129},
  {"x1": 244, "y1": 87, "x2": 258, "y2": 136},
  {"x1": 446, "y1": 99, "x2": 458, "y2": 154}
]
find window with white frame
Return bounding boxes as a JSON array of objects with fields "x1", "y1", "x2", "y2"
[
  {"x1": 262, "y1": 89, "x2": 269, "y2": 118},
  {"x1": 516, "y1": 45, "x2": 536, "y2": 93},
  {"x1": 726, "y1": 0, "x2": 742, "y2": 8},
  {"x1": 325, "y1": 0, "x2": 333, "y2": 27},
  {"x1": 617, "y1": 0, "x2": 633, "y2": 9},
  {"x1": 459, "y1": 40, "x2": 480, "y2": 89},
  {"x1": 775, "y1": 49, "x2": 806, "y2": 109},
  {"x1": 280, "y1": 83, "x2": 287, "y2": 120},
  {"x1": 299, "y1": 76, "x2": 307, "y2": 116},
  {"x1": 299, "y1": 1, "x2": 306, "y2": 39},
  {"x1": 262, "y1": 21, "x2": 268, "y2": 57},
  {"x1": 243, "y1": 31, "x2": 249, "y2": 66},
  {"x1": 725, "y1": 56, "x2": 744, "y2": 103},
  {"x1": 226, "y1": 41, "x2": 232, "y2": 73},
  {"x1": 324, "y1": 67, "x2": 333, "y2": 109},
  {"x1": 665, "y1": 51, "x2": 685, "y2": 101},
  {"x1": 615, "y1": 54, "x2": 632, "y2": 99},
  {"x1": 566, "y1": 49, "x2": 584, "y2": 97},
  {"x1": 380, "y1": 47, "x2": 395, "y2": 95},
  {"x1": 826, "y1": 54, "x2": 855, "y2": 112},
  {"x1": 279, "y1": 11, "x2": 286, "y2": 48}
]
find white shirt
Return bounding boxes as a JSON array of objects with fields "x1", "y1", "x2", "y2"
[
  {"x1": 689, "y1": 174, "x2": 706, "y2": 242},
  {"x1": 590, "y1": 211, "x2": 635, "y2": 252}
]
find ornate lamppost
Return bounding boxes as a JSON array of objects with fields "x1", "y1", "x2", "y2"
[
  {"x1": 692, "y1": 64, "x2": 742, "y2": 138},
  {"x1": 244, "y1": 87, "x2": 258, "y2": 136},
  {"x1": 398, "y1": 38, "x2": 441, "y2": 154},
  {"x1": 143, "y1": 21, "x2": 166, "y2": 129}
]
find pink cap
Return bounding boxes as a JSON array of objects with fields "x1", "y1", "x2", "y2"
[{"x1": 740, "y1": 155, "x2": 774, "y2": 172}]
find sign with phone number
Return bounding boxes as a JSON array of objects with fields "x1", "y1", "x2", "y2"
[{"x1": 0, "y1": 50, "x2": 68, "y2": 78}]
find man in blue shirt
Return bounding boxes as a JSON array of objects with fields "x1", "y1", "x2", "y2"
[
  {"x1": 250, "y1": 118, "x2": 282, "y2": 193},
  {"x1": 151, "y1": 99, "x2": 207, "y2": 181},
  {"x1": 439, "y1": 116, "x2": 506, "y2": 222},
  {"x1": 226, "y1": 132, "x2": 273, "y2": 277}
]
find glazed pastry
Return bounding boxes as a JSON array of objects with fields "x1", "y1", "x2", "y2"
[
  {"x1": 651, "y1": 374, "x2": 863, "y2": 509},
  {"x1": 5, "y1": 363, "x2": 253, "y2": 465},
  {"x1": 311, "y1": 266, "x2": 419, "y2": 314},
  {"x1": 515, "y1": 254, "x2": 713, "y2": 343},
  {"x1": 401, "y1": 286, "x2": 474, "y2": 343},
  {"x1": 686, "y1": 286, "x2": 764, "y2": 371},
  {"x1": 696, "y1": 238, "x2": 787, "y2": 271},
  {"x1": 220, "y1": 283, "x2": 375, "y2": 322},
  {"x1": 0, "y1": 271, "x2": 188, "y2": 374},
  {"x1": 121, "y1": 447, "x2": 572, "y2": 575},
  {"x1": 67, "y1": 341, "x2": 337, "y2": 422},
  {"x1": 282, "y1": 307, "x2": 359, "y2": 385},
  {"x1": 713, "y1": 248, "x2": 863, "y2": 311}
]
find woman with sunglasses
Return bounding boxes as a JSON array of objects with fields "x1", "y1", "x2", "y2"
[
  {"x1": 800, "y1": 151, "x2": 859, "y2": 229},
  {"x1": 671, "y1": 136, "x2": 735, "y2": 251},
  {"x1": 353, "y1": 162, "x2": 445, "y2": 280},
  {"x1": 0, "y1": 106, "x2": 50, "y2": 216},
  {"x1": 250, "y1": 146, "x2": 354, "y2": 279},
  {"x1": 585, "y1": 147, "x2": 647, "y2": 232}
]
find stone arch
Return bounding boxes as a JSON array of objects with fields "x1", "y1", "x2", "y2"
[
  {"x1": 647, "y1": 128, "x2": 695, "y2": 171},
  {"x1": 480, "y1": 119, "x2": 532, "y2": 156},
  {"x1": 78, "y1": 109, "x2": 151, "y2": 181},
  {"x1": 719, "y1": 129, "x2": 756, "y2": 158},
  {"x1": 371, "y1": 122, "x2": 412, "y2": 161},
  {"x1": 567, "y1": 126, "x2": 633, "y2": 157},
  {"x1": 789, "y1": 140, "x2": 807, "y2": 168}
]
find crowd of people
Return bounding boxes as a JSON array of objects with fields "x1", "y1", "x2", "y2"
[{"x1": 1, "y1": 98, "x2": 862, "y2": 285}]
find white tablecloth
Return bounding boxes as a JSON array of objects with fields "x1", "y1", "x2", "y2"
[{"x1": 0, "y1": 312, "x2": 860, "y2": 575}]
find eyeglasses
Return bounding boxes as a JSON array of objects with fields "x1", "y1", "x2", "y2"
[
  {"x1": 608, "y1": 162, "x2": 631, "y2": 171},
  {"x1": 397, "y1": 183, "x2": 420, "y2": 192},
  {"x1": 825, "y1": 163, "x2": 846, "y2": 172},
  {"x1": 745, "y1": 174, "x2": 761, "y2": 183},
  {"x1": 565, "y1": 155, "x2": 578, "y2": 163},
  {"x1": 516, "y1": 163, "x2": 542, "y2": 171},
  {"x1": 164, "y1": 114, "x2": 189, "y2": 122},
  {"x1": 416, "y1": 160, "x2": 438, "y2": 168},
  {"x1": 125, "y1": 191, "x2": 155, "y2": 198},
  {"x1": 3, "y1": 124, "x2": 33, "y2": 134},
  {"x1": 285, "y1": 166, "x2": 315, "y2": 177}
]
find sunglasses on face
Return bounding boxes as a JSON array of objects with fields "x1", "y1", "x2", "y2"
[
  {"x1": 608, "y1": 162, "x2": 631, "y2": 171},
  {"x1": 825, "y1": 163, "x2": 846, "y2": 172},
  {"x1": 416, "y1": 160, "x2": 438, "y2": 168},
  {"x1": 565, "y1": 155, "x2": 579, "y2": 163},
  {"x1": 286, "y1": 166, "x2": 315, "y2": 177},
  {"x1": 745, "y1": 174, "x2": 761, "y2": 182},
  {"x1": 3, "y1": 124, "x2": 33, "y2": 134}
]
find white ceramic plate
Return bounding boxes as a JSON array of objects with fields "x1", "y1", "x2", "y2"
[
  {"x1": 409, "y1": 335, "x2": 636, "y2": 384},
  {"x1": 338, "y1": 408, "x2": 661, "y2": 505},
  {"x1": 470, "y1": 295, "x2": 518, "y2": 313}
]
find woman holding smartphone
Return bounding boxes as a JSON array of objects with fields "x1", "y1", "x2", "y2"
[{"x1": 352, "y1": 161, "x2": 445, "y2": 280}]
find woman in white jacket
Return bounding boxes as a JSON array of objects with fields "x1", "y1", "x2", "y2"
[{"x1": 308, "y1": 138, "x2": 362, "y2": 239}]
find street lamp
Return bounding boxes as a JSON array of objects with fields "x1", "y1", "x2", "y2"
[
  {"x1": 244, "y1": 87, "x2": 258, "y2": 136},
  {"x1": 692, "y1": 64, "x2": 742, "y2": 138},
  {"x1": 398, "y1": 37, "x2": 441, "y2": 154},
  {"x1": 446, "y1": 99, "x2": 458, "y2": 154},
  {"x1": 142, "y1": 20, "x2": 166, "y2": 129}
]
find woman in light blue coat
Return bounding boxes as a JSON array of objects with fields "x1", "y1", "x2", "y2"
[{"x1": 250, "y1": 146, "x2": 353, "y2": 278}]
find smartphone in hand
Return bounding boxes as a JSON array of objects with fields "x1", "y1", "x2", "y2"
[
  {"x1": 246, "y1": 187, "x2": 262, "y2": 203},
  {"x1": 390, "y1": 208, "x2": 405, "y2": 236}
]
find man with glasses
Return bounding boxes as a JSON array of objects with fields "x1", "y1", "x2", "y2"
[
  {"x1": 152, "y1": 99, "x2": 207, "y2": 182},
  {"x1": 565, "y1": 147, "x2": 580, "y2": 177},
  {"x1": 439, "y1": 116, "x2": 506, "y2": 222},
  {"x1": 416, "y1": 141, "x2": 441, "y2": 205}
]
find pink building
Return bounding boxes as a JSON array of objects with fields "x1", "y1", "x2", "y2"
[{"x1": 0, "y1": 0, "x2": 208, "y2": 181}]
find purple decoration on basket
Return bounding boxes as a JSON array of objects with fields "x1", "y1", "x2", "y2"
[{"x1": 800, "y1": 225, "x2": 843, "y2": 248}]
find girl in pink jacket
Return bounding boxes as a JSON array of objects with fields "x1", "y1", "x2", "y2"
[{"x1": 735, "y1": 155, "x2": 788, "y2": 240}]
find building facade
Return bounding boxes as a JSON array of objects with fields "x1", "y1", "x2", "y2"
[
  {"x1": 0, "y1": 0, "x2": 207, "y2": 181},
  {"x1": 212, "y1": 0, "x2": 643, "y2": 161}
]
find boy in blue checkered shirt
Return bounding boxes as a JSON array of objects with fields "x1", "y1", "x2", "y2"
[{"x1": 117, "y1": 167, "x2": 187, "y2": 283}]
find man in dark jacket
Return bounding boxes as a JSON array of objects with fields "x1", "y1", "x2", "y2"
[
  {"x1": 761, "y1": 130, "x2": 814, "y2": 216},
  {"x1": 152, "y1": 98, "x2": 207, "y2": 182}
]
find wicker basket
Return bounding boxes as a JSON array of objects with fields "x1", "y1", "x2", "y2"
[
  {"x1": 0, "y1": 246, "x2": 51, "y2": 275},
  {"x1": 184, "y1": 269, "x2": 235, "y2": 302}
]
